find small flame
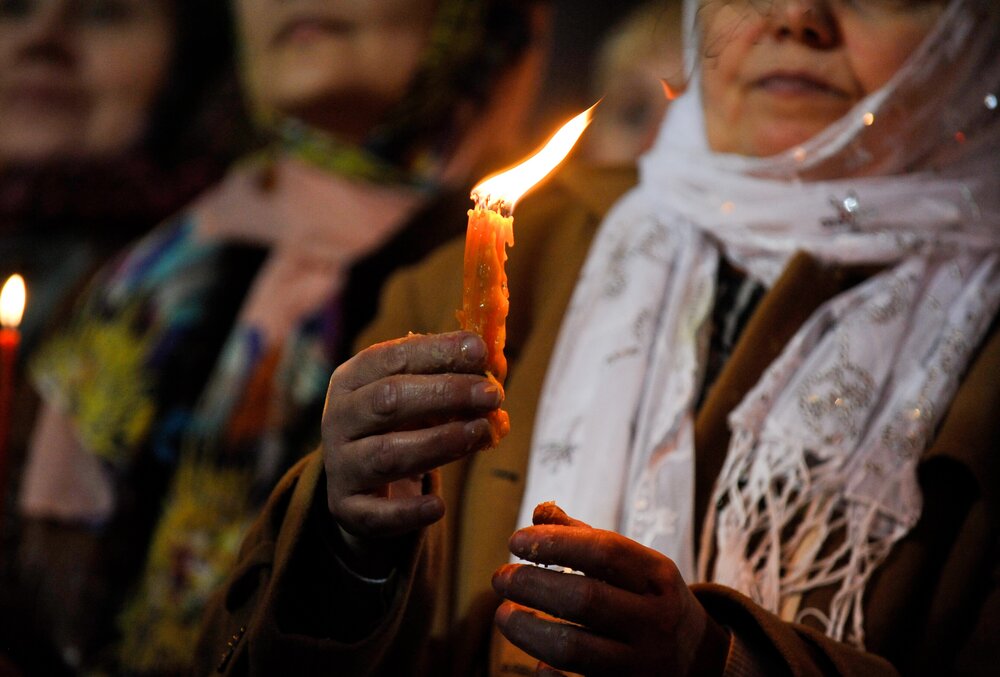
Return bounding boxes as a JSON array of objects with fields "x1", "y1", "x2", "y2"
[
  {"x1": 472, "y1": 103, "x2": 596, "y2": 214},
  {"x1": 660, "y1": 78, "x2": 682, "y2": 101},
  {"x1": 1, "y1": 275, "x2": 26, "y2": 329}
]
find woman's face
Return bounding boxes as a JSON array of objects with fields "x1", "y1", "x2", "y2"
[
  {"x1": 235, "y1": 0, "x2": 438, "y2": 140},
  {"x1": 0, "y1": 0, "x2": 174, "y2": 164},
  {"x1": 699, "y1": 0, "x2": 947, "y2": 157}
]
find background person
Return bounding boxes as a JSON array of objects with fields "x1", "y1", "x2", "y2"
[
  {"x1": 0, "y1": 0, "x2": 242, "y2": 351},
  {"x1": 582, "y1": 1, "x2": 683, "y2": 166},
  {"x1": 14, "y1": 0, "x2": 549, "y2": 673},
  {"x1": 0, "y1": 0, "x2": 242, "y2": 672}
]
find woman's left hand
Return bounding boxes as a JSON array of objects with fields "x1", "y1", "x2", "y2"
[{"x1": 492, "y1": 503, "x2": 724, "y2": 676}]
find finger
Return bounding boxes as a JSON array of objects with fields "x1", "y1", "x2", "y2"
[
  {"x1": 330, "y1": 332, "x2": 488, "y2": 396},
  {"x1": 492, "y1": 564, "x2": 647, "y2": 639},
  {"x1": 336, "y1": 492, "x2": 445, "y2": 539},
  {"x1": 509, "y1": 526, "x2": 674, "y2": 594},
  {"x1": 330, "y1": 373, "x2": 502, "y2": 441},
  {"x1": 532, "y1": 502, "x2": 590, "y2": 527},
  {"x1": 535, "y1": 662, "x2": 569, "y2": 677},
  {"x1": 493, "y1": 564, "x2": 640, "y2": 637},
  {"x1": 338, "y1": 419, "x2": 492, "y2": 492},
  {"x1": 495, "y1": 601, "x2": 630, "y2": 677}
]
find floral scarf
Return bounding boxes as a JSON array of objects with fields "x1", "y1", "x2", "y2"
[{"x1": 19, "y1": 0, "x2": 542, "y2": 669}]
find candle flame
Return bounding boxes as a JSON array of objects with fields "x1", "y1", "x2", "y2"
[
  {"x1": 1, "y1": 275, "x2": 26, "y2": 329},
  {"x1": 660, "y1": 78, "x2": 682, "y2": 101},
  {"x1": 472, "y1": 103, "x2": 596, "y2": 214}
]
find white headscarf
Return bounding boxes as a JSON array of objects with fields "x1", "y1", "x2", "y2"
[{"x1": 518, "y1": 0, "x2": 1000, "y2": 647}]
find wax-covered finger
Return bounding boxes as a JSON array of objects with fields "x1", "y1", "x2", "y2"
[
  {"x1": 335, "y1": 492, "x2": 445, "y2": 539},
  {"x1": 494, "y1": 601, "x2": 630, "y2": 676},
  {"x1": 532, "y1": 502, "x2": 590, "y2": 527},
  {"x1": 330, "y1": 332, "x2": 488, "y2": 395},
  {"x1": 328, "y1": 373, "x2": 502, "y2": 441},
  {"x1": 492, "y1": 564, "x2": 646, "y2": 639},
  {"x1": 337, "y1": 419, "x2": 492, "y2": 492},
  {"x1": 509, "y1": 526, "x2": 673, "y2": 594}
]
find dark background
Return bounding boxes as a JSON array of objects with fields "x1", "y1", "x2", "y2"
[{"x1": 533, "y1": 0, "x2": 650, "y2": 132}]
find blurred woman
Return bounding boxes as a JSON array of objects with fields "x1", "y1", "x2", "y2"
[
  {"x1": 0, "y1": 0, "x2": 241, "y2": 350},
  {"x1": 15, "y1": 0, "x2": 547, "y2": 673},
  {"x1": 0, "y1": 1, "x2": 241, "y2": 672},
  {"x1": 583, "y1": 0, "x2": 683, "y2": 166}
]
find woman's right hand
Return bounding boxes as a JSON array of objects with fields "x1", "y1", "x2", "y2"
[{"x1": 323, "y1": 331, "x2": 501, "y2": 566}]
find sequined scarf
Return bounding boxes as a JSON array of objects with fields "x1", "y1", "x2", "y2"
[{"x1": 519, "y1": 0, "x2": 1000, "y2": 648}]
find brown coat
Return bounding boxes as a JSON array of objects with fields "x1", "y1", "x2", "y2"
[{"x1": 196, "y1": 163, "x2": 1000, "y2": 676}]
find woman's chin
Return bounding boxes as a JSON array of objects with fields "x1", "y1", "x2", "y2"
[
  {"x1": 705, "y1": 112, "x2": 841, "y2": 159},
  {"x1": 741, "y1": 120, "x2": 833, "y2": 158},
  {"x1": 0, "y1": 127, "x2": 84, "y2": 165}
]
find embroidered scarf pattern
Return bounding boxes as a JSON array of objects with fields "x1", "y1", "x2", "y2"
[{"x1": 518, "y1": 0, "x2": 1000, "y2": 647}]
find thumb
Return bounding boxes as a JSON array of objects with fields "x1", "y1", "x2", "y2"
[{"x1": 532, "y1": 501, "x2": 590, "y2": 528}]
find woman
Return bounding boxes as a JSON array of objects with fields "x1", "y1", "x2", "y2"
[
  {"x1": 582, "y1": 0, "x2": 684, "y2": 166},
  {"x1": 16, "y1": 0, "x2": 546, "y2": 673},
  {"x1": 198, "y1": 0, "x2": 1000, "y2": 675},
  {"x1": 0, "y1": 0, "x2": 241, "y2": 350},
  {"x1": 0, "y1": 1, "x2": 240, "y2": 672}
]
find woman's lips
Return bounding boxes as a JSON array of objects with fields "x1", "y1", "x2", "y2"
[
  {"x1": 272, "y1": 16, "x2": 354, "y2": 46},
  {"x1": 752, "y1": 72, "x2": 847, "y2": 98},
  {"x1": 0, "y1": 82, "x2": 84, "y2": 113}
]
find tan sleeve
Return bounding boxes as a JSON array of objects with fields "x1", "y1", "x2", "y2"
[{"x1": 354, "y1": 236, "x2": 466, "y2": 351}]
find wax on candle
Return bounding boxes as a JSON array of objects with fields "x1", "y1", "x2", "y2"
[
  {"x1": 456, "y1": 104, "x2": 596, "y2": 447},
  {"x1": 458, "y1": 205, "x2": 513, "y2": 445}
]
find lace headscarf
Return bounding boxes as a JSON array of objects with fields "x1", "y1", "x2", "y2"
[{"x1": 518, "y1": 0, "x2": 1000, "y2": 647}]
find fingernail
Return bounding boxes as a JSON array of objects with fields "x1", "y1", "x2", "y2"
[
  {"x1": 537, "y1": 663, "x2": 566, "y2": 677},
  {"x1": 460, "y1": 334, "x2": 485, "y2": 363},
  {"x1": 532, "y1": 501, "x2": 563, "y2": 524},
  {"x1": 471, "y1": 380, "x2": 502, "y2": 408},
  {"x1": 494, "y1": 601, "x2": 513, "y2": 627},
  {"x1": 419, "y1": 498, "x2": 443, "y2": 522},
  {"x1": 491, "y1": 564, "x2": 514, "y2": 593},
  {"x1": 507, "y1": 529, "x2": 539, "y2": 562},
  {"x1": 464, "y1": 419, "x2": 488, "y2": 448},
  {"x1": 508, "y1": 531, "x2": 530, "y2": 557}
]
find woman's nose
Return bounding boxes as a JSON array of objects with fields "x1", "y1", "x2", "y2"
[
  {"x1": 10, "y1": 0, "x2": 75, "y2": 66},
  {"x1": 767, "y1": 0, "x2": 838, "y2": 49}
]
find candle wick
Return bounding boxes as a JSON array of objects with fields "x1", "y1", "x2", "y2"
[{"x1": 472, "y1": 193, "x2": 512, "y2": 218}]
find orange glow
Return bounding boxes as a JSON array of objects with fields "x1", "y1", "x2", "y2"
[
  {"x1": 0, "y1": 275, "x2": 25, "y2": 329},
  {"x1": 660, "y1": 78, "x2": 681, "y2": 101},
  {"x1": 472, "y1": 103, "x2": 596, "y2": 215}
]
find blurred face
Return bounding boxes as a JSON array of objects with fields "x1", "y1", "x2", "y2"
[
  {"x1": 586, "y1": 5, "x2": 685, "y2": 166},
  {"x1": 587, "y1": 56, "x2": 677, "y2": 166},
  {"x1": 235, "y1": 0, "x2": 439, "y2": 140},
  {"x1": 0, "y1": 0, "x2": 174, "y2": 164},
  {"x1": 699, "y1": 0, "x2": 947, "y2": 157}
]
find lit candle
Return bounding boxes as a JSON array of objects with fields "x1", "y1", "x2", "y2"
[
  {"x1": 458, "y1": 106, "x2": 594, "y2": 445},
  {"x1": 0, "y1": 274, "x2": 25, "y2": 530}
]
